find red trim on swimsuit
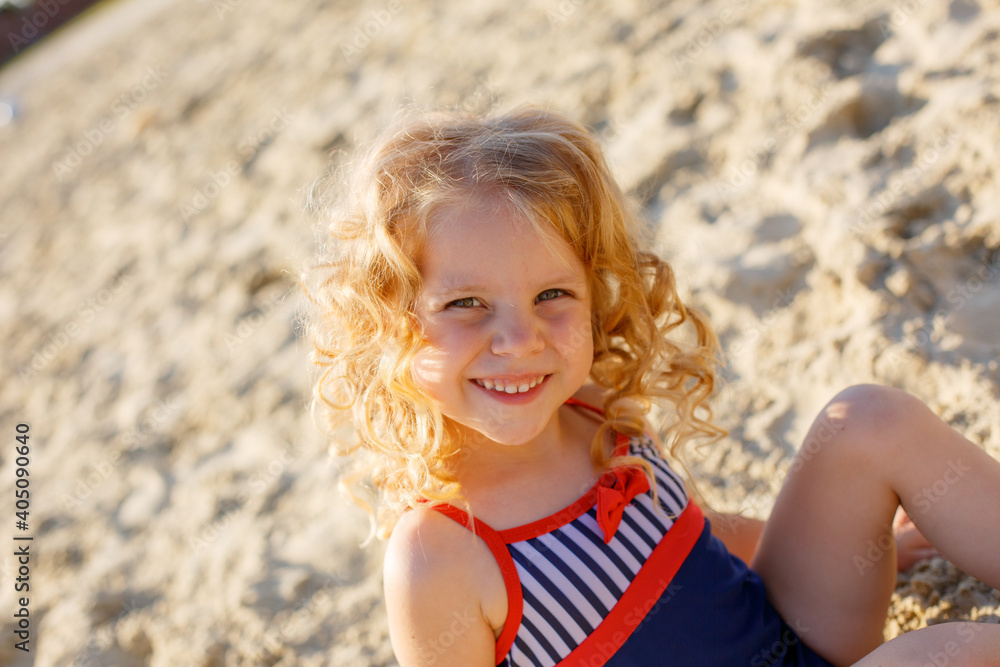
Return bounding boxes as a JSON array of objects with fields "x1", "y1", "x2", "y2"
[
  {"x1": 554, "y1": 502, "x2": 704, "y2": 667},
  {"x1": 426, "y1": 396, "x2": 685, "y2": 666},
  {"x1": 428, "y1": 501, "x2": 704, "y2": 667},
  {"x1": 497, "y1": 435, "x2": 631, "y2": 543},
  {"x1": 429, "y1": 503, "x2": 525, "y2": 665}
]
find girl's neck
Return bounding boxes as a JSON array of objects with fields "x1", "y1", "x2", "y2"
[{"x1": 449, "y1": 402, "x2": 609, "y2": 529}]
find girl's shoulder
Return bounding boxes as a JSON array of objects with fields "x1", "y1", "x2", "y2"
[
  {"x1": 384, "y1": 505, "x2": 508, "y2": 657},
  {"x1": 385, "y1": 504, "x2": 505, "y2": 602}
]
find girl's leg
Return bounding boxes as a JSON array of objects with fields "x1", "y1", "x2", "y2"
[
  {"x1": 852, "y1": 622, "x2": 1000, "y2": 666},
  {"x1": 750, "y1": 384, "x2": 1000, "y2": 665}
]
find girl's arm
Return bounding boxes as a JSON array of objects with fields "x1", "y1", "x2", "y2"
[{"x1": 383, "y1": 509, "x2": 500, "y2": 667}]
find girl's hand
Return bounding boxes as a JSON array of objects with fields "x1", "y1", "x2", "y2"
[{"x1": 893, "y1": 507, "x2": 939, "y2": 571}]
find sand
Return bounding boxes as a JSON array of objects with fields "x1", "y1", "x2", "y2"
[{"x1": 0, "y1": 0, "x2": 998, "y2": 664}]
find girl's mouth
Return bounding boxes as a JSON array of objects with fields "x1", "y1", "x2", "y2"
[{"x1": 472, "y1": 374, "x2": 549, "y2": 395}]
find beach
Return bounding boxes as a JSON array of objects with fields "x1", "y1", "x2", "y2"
[{"x1": 0, "y1": 0, "x2": 998, "y2": 664}]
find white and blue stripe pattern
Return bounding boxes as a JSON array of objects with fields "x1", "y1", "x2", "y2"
[{"x1": 501, "y1": 436, "x2": 689, "y2": 667}]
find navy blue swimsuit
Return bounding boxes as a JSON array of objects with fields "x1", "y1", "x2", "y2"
[{"x1": 431, "y1": 399, "x2": 835, "y2": 667}]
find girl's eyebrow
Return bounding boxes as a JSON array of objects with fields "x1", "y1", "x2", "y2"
[
  {"x1": 429, "y1": 286, "x2": 487, "y2": 299},
  {"x1": 426, "y1": 278, "x2": 486, "y2": 296},
  {"x1": 428, "y1": 273, "x2": 587, "y2": 297}
]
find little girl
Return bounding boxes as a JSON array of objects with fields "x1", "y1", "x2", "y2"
[{"x1": 302, "y1": 105, "x2": 1000, "y2": 666}]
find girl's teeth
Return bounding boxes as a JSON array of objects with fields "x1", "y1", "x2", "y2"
[{"x1": 476, "y1": 375, "x2": 546, "y2": 394}]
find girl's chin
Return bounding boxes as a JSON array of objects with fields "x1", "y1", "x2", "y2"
[{"x1": 454, "y1": 419, "x2": 548, "y2": 448}]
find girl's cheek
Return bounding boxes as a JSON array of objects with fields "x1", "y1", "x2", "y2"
[
  {"x1": 434, "y1": 321, "x2": 479, "y2": 350},
  {"x1": 554, "y1": 313, "x2": 594, "y2": 359},
  {"x1": 410, "y1": 348, "x2": 445, "y2": 397}
]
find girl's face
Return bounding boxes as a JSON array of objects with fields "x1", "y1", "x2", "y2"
[{"x1": 411, "y1": 199, "x2": 594, "y2": 449}]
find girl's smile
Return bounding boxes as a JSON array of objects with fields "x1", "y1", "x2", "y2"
[
  {"x1": 410, "y1": 197, "x2": 594, "y2": 449},
  {"x1": 469, "y1": 373, "x2": 551, "y2": 405},
  {"x1": 471, "y1": 373, "x2": 549, "y2": 394}
]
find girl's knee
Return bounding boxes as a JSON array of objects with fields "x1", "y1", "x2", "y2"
[
  {"x1": 798, "y1": 384, "x2": 925, "y2": 465},
  {"x1": 826, "y1": 384, "x2": 922, "y2": 429}
]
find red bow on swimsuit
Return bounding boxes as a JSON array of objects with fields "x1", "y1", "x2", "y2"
[{"x1": 595, "y1": 466, "x2": 650, "y2": 543}]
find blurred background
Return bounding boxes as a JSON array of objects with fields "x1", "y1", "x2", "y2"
[
  {"x1": 1, "y1": 0, "x2": 998, "y2": 665},
  {"x1": 0, "y1": 0, "x2": 97, "y2": 67}
]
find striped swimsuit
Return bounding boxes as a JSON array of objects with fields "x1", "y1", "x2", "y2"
[{"x1": 432, "y1": 398, "x2": 835, "y2": 667}]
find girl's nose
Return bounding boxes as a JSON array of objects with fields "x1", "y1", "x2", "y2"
[{"x1": 490, "y1": 308, "x2": 544, "y2": 357}]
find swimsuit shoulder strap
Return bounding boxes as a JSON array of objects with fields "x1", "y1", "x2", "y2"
[
  {"x1": 427, "y1": 503, "x2": 523, "y2": 665},
  {"x1": 564, "y1": 395, "x2": 604, "y2": 416},
  {"x1": 565, "y1": 396, "x2": 634, "y2": 455},
  {"x1": 420, "y1": 396, "x2": 613, "y2": 663}
]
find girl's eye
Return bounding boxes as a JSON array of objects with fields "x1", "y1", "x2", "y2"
[
  {"x1": 447, "y1": 297, "x2": 481, "y2": 308},
  {"x1": 537, "y1": 289, "x2": 565, "y2": 302}
]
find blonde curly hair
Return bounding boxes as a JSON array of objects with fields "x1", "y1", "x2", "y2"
[{"x1": 300, "y1": 104, "x2": 725, "y2": 539}]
